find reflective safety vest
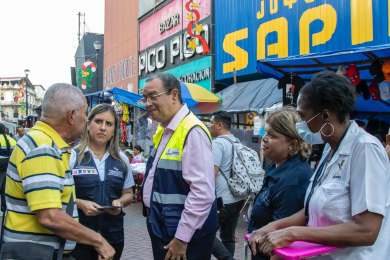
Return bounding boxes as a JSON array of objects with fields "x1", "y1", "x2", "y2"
[
  {"x1": 72, "y1": 150, "x2": 127, "y2": 244},
  {"x1": 145, "y1": 112, "x2": 218, "y2": 241},
  {"x1": 0, "y1": 134, "x2": 16, "y2": 157}
]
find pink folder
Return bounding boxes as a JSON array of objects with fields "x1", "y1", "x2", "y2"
[
  {"x1": 244, "y1": 234, "x2": 338, "y2": 260},
  {"x1": 273, "y1": 241, "x2": 338, "y2": 260}
]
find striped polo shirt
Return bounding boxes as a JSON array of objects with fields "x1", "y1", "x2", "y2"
[{"x1": 4, "y1": 121, "x2": 78, "y2": 251}]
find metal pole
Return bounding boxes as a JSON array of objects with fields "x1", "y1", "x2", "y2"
[
  {"x1": 96, "y1": 50, "x2": 99, "y2": 92},
  {"x1": 25, "y1": 76, "x2": 28, "y2": 116}
]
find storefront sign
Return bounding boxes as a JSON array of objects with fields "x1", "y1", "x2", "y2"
[
  {"x1": 140, "y1": 0, "x2": 211, "y2": 51},
  {"x1": 215, "y1": 0, "x2": 390, "y2": 80},
  {"x1": 160, "y1": 13, "x2": 180, "y2": 34},
  {"x1": 104, "y1": 56, "x2": 137, "y2": 86},
  {"x1": 139, "y1": 22, "x2": 210, "y2": 77},
  {"x1": 179, "y1": 67, "x2": 210, "y2": 83},
  {"x1": 139, "y1": 56, "x2": 211, "y2": 92}
]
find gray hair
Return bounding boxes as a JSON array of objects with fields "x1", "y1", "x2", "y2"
[{"x1": 41, "y1": 83, "x2": 85, "y2": 120}]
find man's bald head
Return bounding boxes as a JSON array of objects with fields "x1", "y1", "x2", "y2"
[{"x1": 41, "y1": 83, "x2": 86, "y2": 121}]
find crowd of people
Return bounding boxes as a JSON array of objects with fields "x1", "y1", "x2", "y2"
[{"x1": 0, "y1": 71, "x2": 389, "y2": 260}]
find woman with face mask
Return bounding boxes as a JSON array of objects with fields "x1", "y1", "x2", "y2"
[
  {"x1": 249, "y1": 71, "x2": 390, "y2": 260},
  {"x1": 248, "y1": 108, "x2": 312, "y2": 260},
  {"x1": 70, "y1": 104, "x2": 135, "y2": 260}
]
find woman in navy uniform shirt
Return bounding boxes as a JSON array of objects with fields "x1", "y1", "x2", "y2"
[
  {"x1": 70, "y1": 104, "x2": 134, "y2": 260},
  {"x1": 248, "y1": 108, "x2": 312, "y2": 260}
]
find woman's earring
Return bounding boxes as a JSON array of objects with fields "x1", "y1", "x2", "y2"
[{"x1": 320, "y1": 122, "x2": 335, "y2": 137}]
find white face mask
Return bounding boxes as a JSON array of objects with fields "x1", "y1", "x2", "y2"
[{"x1": 295, "y1": 113, "x2": 324, "y2": 145}]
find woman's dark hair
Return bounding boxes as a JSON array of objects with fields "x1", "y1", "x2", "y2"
[
  {"x1": 134, "y1": 145, "x2": 143, "y2": 153},
  {"x1": 300, "y1": 70, "x2": 355, "y2": 122}
]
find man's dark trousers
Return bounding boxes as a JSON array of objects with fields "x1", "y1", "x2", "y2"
[
  {"x1": 212, "y1": 199, "x2": 245, "y2": 260},
  {"x1": 147, "y1": 222, "x2": 216, "y2": 260}
]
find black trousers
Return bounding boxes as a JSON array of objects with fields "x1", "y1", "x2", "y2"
[
  {"x1": 71, "y1": 242, "x2": 123, "y2": 260},
  {"x1": 212, "y1": 199, "x2": 245, "y2": 260},
  {"x1": 147, "y1": 223, "x2": 216, "y2": 260}
]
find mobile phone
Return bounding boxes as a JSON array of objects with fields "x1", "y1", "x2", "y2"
[{"x1": 98, "y1": 206, "x2": 121, "y2": 210}]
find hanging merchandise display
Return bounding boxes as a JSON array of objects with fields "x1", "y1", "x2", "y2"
[
  {"x1": 120, "y1": 120, "x2": 127, "y2": 144},
  {"x1": 253, "y1": 114, "x2": 266, "y2": 137},
  {"x1": 121, "y1": 104, "x2": 130, "y2": 123},
  {"x1": 78, "y1": 60, "x2": 96, "y2": 90},
  {"x1": 368, "y1": 81, "x2": 381, "y2": 101},
  {"x1": 345, "y1": 64, "x2": 370, "y2": 100},
  {"x1": 367, "y1": 59, "x2": 383, "y2": 100},
  {"x1": 245, "y1": 112, "x2": 255, "y2": 126},
  {"x1": 278, "y1": 74, "x2": 304, "y2": 106},
  {"x1": 379, "y1": 60, "x2": 390, "y2": 104}
]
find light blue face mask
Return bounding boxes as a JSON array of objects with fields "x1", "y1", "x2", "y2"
[{"x1": 295, "y1": 113, "x2": 324, "y2": 145}]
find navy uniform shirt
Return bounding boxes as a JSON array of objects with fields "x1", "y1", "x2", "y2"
[{"x1": 248, "y1": 155, "x2": 312, "y2": 232}]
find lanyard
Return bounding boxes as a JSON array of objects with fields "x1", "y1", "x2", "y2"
[
  {"x1": 304, "y1": 153, "x2": 330, "y2": 218},
  {"x1": 304, "y1": 122, "x2": 351, "y2": 220}
]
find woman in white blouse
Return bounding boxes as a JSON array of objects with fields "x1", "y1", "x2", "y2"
[{"x1": 249, "y1": 71, "x2": 390, "y2": 260}]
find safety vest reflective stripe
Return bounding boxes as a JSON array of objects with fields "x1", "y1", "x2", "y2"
[
  {"x1": 157, "y1": 159, "x2": 182, "y2": 171},
  {"x1": 152, "y1": 192, "x2": 187, "y2": 204}
]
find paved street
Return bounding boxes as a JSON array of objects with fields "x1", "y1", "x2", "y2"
[
  {"x1": 0, "y1": 201, "x2": 249, "y2": 259},
  {"x1": 122, "y1": 202, "x2": 248, "y2": 260}
]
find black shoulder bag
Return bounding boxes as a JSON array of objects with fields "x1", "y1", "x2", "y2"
[{"x1": 0, "y1": 194, "x2": 74, "y2": 260}]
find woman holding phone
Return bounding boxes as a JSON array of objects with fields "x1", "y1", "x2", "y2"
[{"x1": 70, "y1": 104, "x2": 134, "y2": 260}]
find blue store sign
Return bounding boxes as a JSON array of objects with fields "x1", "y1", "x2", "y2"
[{"x1": 215, "y1": 0, "x2": 390, "y2": 80}]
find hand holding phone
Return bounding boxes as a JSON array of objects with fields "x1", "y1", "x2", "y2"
[{"x1": 98, "y1": 205, "x2": 122, "y2": 210}]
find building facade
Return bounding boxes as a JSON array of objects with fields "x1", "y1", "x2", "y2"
[
  {"x1": 0, "y1": 77, "x2": 43, "y2": 123},
  {"x1": 104, "y1": 0, "x2": 139, "y2": 92},
  {"x1": 74, "y1": 33, "x2": 104, "y2": 94},
  {"x1": 138, "y1": 0, "x2": 212, "y2": 92}
]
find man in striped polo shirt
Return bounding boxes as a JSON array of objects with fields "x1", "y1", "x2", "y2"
[{"x1": 3, "y1": 83, "x2": 115, "y2": 259}]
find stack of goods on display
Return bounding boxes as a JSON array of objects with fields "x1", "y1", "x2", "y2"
[
  {"x1": 378, "y1": 60, "x2": 390, "y2": 105},
  {"x1": 339, "y1": 59, "x2": 390, "y2": 104},
  {"x1": 278, "y1": 74, "x2": 305, "y2": 107}
]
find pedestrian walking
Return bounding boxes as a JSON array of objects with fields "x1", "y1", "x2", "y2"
[
  {"x1": 1, "y1": 83, "x2": 115, "y2": 260},
  {"x1": 141, "y1": 73, "x2": 218, "y2": 260},
  {"x1": 248, "y1": 108, "x2": 312, "y2": 260},
  {"x1": 209, "y1": 112, "x2": 247, "y2": 260},
  {"x1": 70, "y1": 104, "x2": 135, "y2": 260},
  {"x1": 249, "y1": 71, "x2": 390, "y2": 259}
]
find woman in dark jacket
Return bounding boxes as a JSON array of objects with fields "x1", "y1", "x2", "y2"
[
  {"x1": 70, "y1": 104, "x2": 134, "y2": 260},
  {"x1": 248, "y1": 108, "x2": 312, "y2": 260}
]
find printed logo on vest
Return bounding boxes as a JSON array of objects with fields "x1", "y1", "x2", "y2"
[
  {"x1": 166, "y1": 148, "x2": 180, "y2": 157},
  {"x1": 108, "y1": 169, "x2": 123, "y2": 178}
]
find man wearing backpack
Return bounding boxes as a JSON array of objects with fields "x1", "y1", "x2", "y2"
[{"x1": 209, "y1": 113, "x2": 247, "y2": 260}]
